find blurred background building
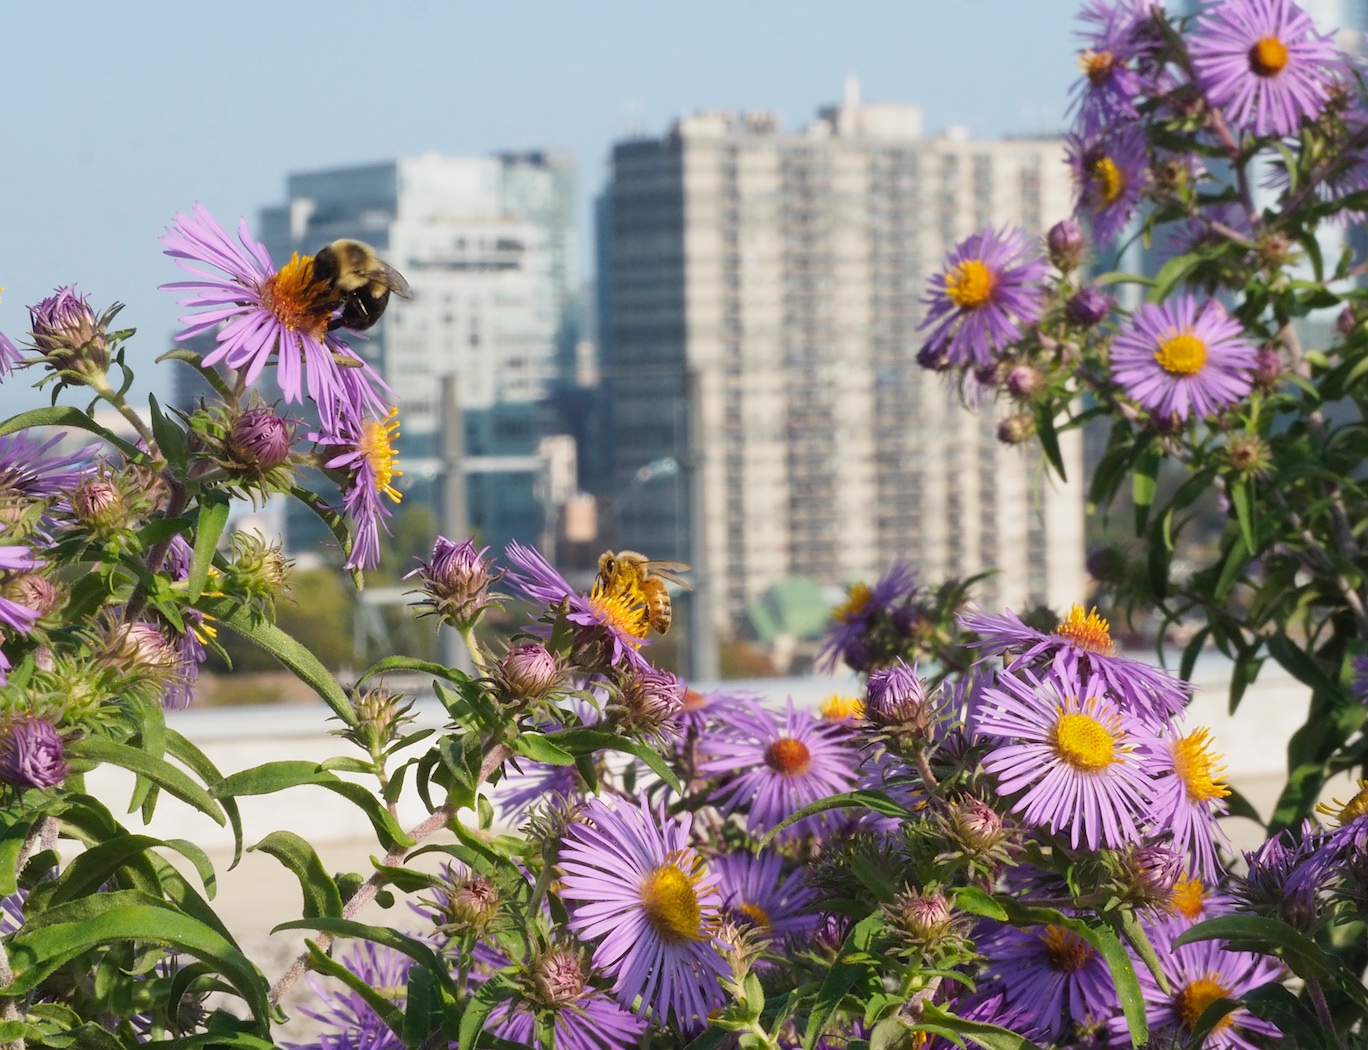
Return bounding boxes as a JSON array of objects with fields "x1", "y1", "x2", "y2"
[{"x1": 596, "y1": 79, "x2": 1084, "y2": 662}]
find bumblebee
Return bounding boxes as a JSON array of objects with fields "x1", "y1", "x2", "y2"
[
  {"x1": 596, "y1": 550, "x2": 691, "y2": 635},
  {"x1": 312, "y1": 239, "x2": 412, "y2": 331}
]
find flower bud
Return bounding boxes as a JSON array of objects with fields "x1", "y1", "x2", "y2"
[
  {"x1": 608, "y1": 666, "x2": 685, "y2": 737},
  {"x1": 1065, "y1": 287, "x2": 1110, "y2": 328},
  {"x1": 841, "y1": 636, "x2": 872, "y2": 672},
  {"x1": 1005, "y1": 363, "x2": 1044, "y2": 400},
  {"x1": 0, "y1": 716, "x2": 67, "y2": 789},
  {"x1": 887, "y1": 887, "x2": 953, "y2": 951},
  {"x1": 529, "y1": 949, "x2": 586, "y2": 1008},
  {"x1": 226, "y1": 406, "x2": 294, "y2": 471},
  {"x1": 443, "y1": 875, "x2": 500, "y2": 935},
  {"x1": 916, "y1": 342, "x2": 951, "y2": 372},
  {"x1": 499, "y1": 643, "x2": 563, "y2": 702},
  {"x1": 1224, "y1": 434, "x2": 1270, "y2": 478},
  {"x1": 344, "y1": 689, "x2": 415, "y2": 755},
  {"x1": 227, "y1": 532, "x2": 292, "y2": 607},
  {"x1": 29, "y1": 286, "x2": 109, "y2": 378},
  {"x1": 1086, "y1": 546, "x2": 1128, "y2": 585},
  {"x1": 997, "y1": 413, "x2": 1036, "y2": 445},
  {"x1": 1337, "y1": 305, "x2": 1358, "y2": 336},
  {"x1": 865, "y1": 659, "x2": 933, "y2": 742},
  {"x1": 1252, "y1": 347, "x2": 1282, "y2": 389},
  {"x1": 945, "y1": 797, "x2": 1008, "y2": 854},
  {"x1": 2, "y1": 573, "x2": 63, "y2": 619},
  {"x1": 1116, "y1": 843, "x2": 1184, "y2": 907},
  {"x1": 407, "y1": 537, "x2": 500, "y2": 630},
  {"x1": 973, "y1": 361, "x2": 1005, "y2": 388},
  {"x1": 71, "y1": 478, "x2": 127, "y2": 533},
  {"x1": 1047, "y1": 219, "x2": 1085, "y2": 271}
]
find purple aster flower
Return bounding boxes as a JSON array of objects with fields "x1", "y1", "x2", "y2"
[
  {"x1": 923, "y1": 987, "x2": 1046, "y2": 1050},
  {"x1": 960, "y1": 605, "x2": 1190, "y2": 723},
  {"x1": 0, "y1": 716, "x2": 67, "y2": 790},
  {"x1": 291, "y1": 939, "x2": 407, "y2": 1050},
  {"x1": 865, "y1": 658, "x2": 935, "y2": 741},
  {"x1": 1070, "y1": 0, "x2": 1152, "y2": 140},
  {"x1": 699, "y1": 699, "x2": 859, "y2": 840},
  {"x1": 977, "y1": 920, "x2": 1117, "y2": 1042},
  {"x1": 504, "y1": 541, "x2": 651, "y2": 671},
  {"x1": 312, "y1": 409, "x2": 402, "y2": 572},
  {"x1": 160, "y1": 203, "x2": 390, "y2": 429},
  {"x1": 1167, "y1": 199, "x2": 1256, "y2": 254},
  {"x1": 0, "y1": 431, "x2": 97, "y2": 504},
  {"x1": 818, "y1": 561, "x2": 916, "y2": 671},
  {"x1": 557, "y1": 796, "x2": 728, "y2": 1027},
  {"x1": 711, "y1": 850, "x2": 818, "y2": 945},
  {"x1": 1065, "y1": 286, "x2": 1111, "y2": 327},
  {"x1": 0, "y1": 331, "x2": 22, "y2": 377},
  {"x1": 1190, "y1": 0, "x2": 1337, "y2": 139},
  {"x1": 1350, "y1": 654, "x2": 1368, "y2": 704},
  {"x1": 0, "y1": 544, "x2": 43, "y2": 635},
  {"x1": 1110, "y1": 296, "x2": 1258, "y2": 421},
  {"x1": 1067, "y1": 126, "x2": 1148, "y2": 245},
  {"x1": 484, "y1": 952, "x2": 648, "y2": 1050},
  {"x1": 975, "y1": 661, "x2": 1153, "y2": 850},
  {"x1": 918, "y1": 226, "x2": 1048, "y2": 369},
  {"x1": 1233, "y1": 819, "x2": 1331, "y2": 930},
  {"x1": 1145, "y1": 726, "x2": 1232, "y2": 880},
  {"x1": 1114, "y1": 918, "x2": 1282, "y2": 1050}
]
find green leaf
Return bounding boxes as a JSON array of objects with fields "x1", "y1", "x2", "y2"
[
  {"x1": 356, "y1": 655, "x2": 471, "y2": 689},
  {"x1": 148, "y1": 393, "x2": 187, "y2": 470},
  {"x1": 1239, "y1": 981, "x2": 1334, "y2": 1050},
  {"x1": 247, "y1": 831, "x2": 344, "y2": 919},
  {"x1": 189, "y1": 494, "x2": 230, "y2": 601},
  {"x1": 1230, "y1": 479, "x2": 1256, "y2": 556},
  {"x1": 545, "y1": 728, "x2": 683, "y2": 795},
  {"x1": 916, "y1": 1003, "x2": 1046, "y2": 1050},
  {"x1": 0, "y1": 406, "x2": 143, "y2": 461},
  {"x1": 272, "y1": 918, "x2": 456, "y2": 995},
  {"x1": 803, "y1": 911, "x2": 883, "y2": 1050},
  {"x1": 5, "y1": 893, "x2": 269, "y2": 1031},
  {"x1": 1147, "y1": 252, "x2": 1202, "y2": 302},
  {"x1": 1174, "y1": 915, "x2": 1332, "y2": 982},
  {"x1": 46, "y1": 833, "x2": 217, "y2": 906},
  {"x1": 403, "y1": 964, "x2": 449, "y2": 1048},
  {"x1": 459, "y1": 973, "x2": 519, "y2": 1050},
  {"x1": 164, "y1": 730, "x2": 244, "y2": 868},
  {"x1": 952, "y1": 885, "x2": 1007, "y2": 922},
  {"x1": 758, "y1": 790, "x2": 911, "y2": 848},
  {"x1": 304, "y1": 940, "x2": 405, "y2": 1042},
  {"x1": 1035, "y1": 405, "x2": 1067, "y2": 482},
  {"x1": 1132, "y1": 445, "x2": 1160, "y2": 533},
  {"x1": 199, "y1": 595, "x2": 355, "y2": 726},
  {"x1": 510, "y1": 732, "x2": 576, "y2": 767},
  {"x1": 212, "y1": 762, "x2": 411, "y2": 852},
  {"x1": 65, "y1": 737, "x2": 225, "y2": 827}
]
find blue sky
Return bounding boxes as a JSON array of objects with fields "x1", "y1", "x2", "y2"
[{"x1": 0, "y1": 1, "x2": 1080, "y2": 415}]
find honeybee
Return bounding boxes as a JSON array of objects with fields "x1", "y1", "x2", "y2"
[
  {"x1": 596, "y1": 549, "x2": 691, "y2": 635},
  {"x1": 312, "y1": 239, "x2": 413, "y2": 331}
]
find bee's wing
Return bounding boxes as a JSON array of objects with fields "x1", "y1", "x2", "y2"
[
  {"x1": 367, "y1": 260, "x2": 412, "y2": 299},
  {"x1": 647, "y1": 561, "x2": 692, "y2": 589}
]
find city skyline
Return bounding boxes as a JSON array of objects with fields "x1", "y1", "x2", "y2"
[{"x1": 0, "y1": 1, "x2": 1082, "y2": 420}]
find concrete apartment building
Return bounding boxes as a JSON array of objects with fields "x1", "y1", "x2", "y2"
[
  {"x1": 598, "y1": 80, "x2": 1085, "y2": 642},
  {"x1": 258, "y1": 152, "x2": 578, "y2": 554}
]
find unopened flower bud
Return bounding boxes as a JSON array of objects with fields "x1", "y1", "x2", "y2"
[
  {"x1": 407, "y1": 537, "x2": 500, "y2": 630},
  {"x1": 841, "y1": 636, "x2": 872, "y2": 672},
  {"x1": 997, "y1": 413, "x2": 1036, "y2": 445},
  {"x1": 609, "y1": 666, "x2": 685, "y2": 737},
  {"x1": 29, "y1": 286, "x2": 109, "y2": 378},
  {"x1": 1118, "y1": 843, "x2": 1184, "y2": 906},
  {"x1": 114, "y1": 621, "x2": 182, "y2": 677},
  {"x1": 865, "y1": 659, "x2": 932, "y2": 742},
  {"x1": 1086, "y1": 546, "x2": 1128, "y2": 585},
  {"x1": 529, "y1": 949, "x2": 586, "y2": 1008},
  {"x1": 973, "y1": 361, "x2": 1005, "y2": 388},
  {"x1": 444, "y1": 875, "x2": 500, "y2": 934},
  {"x1": 1047, "y1": 219, "x2": 1085, "y2": 271},
  {"x1": 228, "y1": 533, "x2": 292, "y2": 606},
  {"x1": 1224, "y1": 434, "x2": 1270, "y2": 478},
  {"x1": 1006, "y1": 363, "x2": 1044, "y2": 400},
  {"x1": 72, "y1": 478, "x2": 127, "y2": 532},
  {"x1": 226, "y1": 407, "x2": 293, "y2": 471},
  {"x1": 0, "y1": 716, "x2": 67, "y2": 790},
  {"x1": 946, "y1": 797, "x2": 1008, "y2": 854},
  {"x1": 916, "y1": 342, "x2": 952, "y2": 372},
  {"x1": 1065, "y1": 287, "x2": 1110, "y2": 328},
  {"x1": 1338, "y1": 305, "x2": 1358, "y2": 336},
  {"x1": 2, "y1": 573, "x2": 63, "y2": 619},
  {"x1": 889, "y1": 887, "x2": 952, "y2": 944},
  {"x1": 344, "y1": 689, "x2": 414, "y2": 754},
  {"x1": 499, "y1": 643, "x2": 562, "y2": 702},
  {"x1": 1252, "y1": 347, "x2": 1282, "y2": 389}
]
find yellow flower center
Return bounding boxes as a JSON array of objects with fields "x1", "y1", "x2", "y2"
[
  {"x1": 587, "y1": 579, "x2": 650, "y2": 641},
  {"x1": 640, "y1": 857, "x2": 706, "y2": 943},
  {"x1": 945, "y1": 260, "x2": 996, "y2": 310},
  {"x1": 1090, "y1": 153, "x2": 1126, "y2": 207},
  {"x1": 1155, "y1": 332, "x2": 1208, "y2": 376},
  {"x1": 358, "y1": 409, "x2": 403, "y2": 503},
  {"x1": 1171, "y1": 728, "x2": 1231, "y2": 804},
  {"x1": 738, "y1": 901, "x2": 773, "y2": 929},
  {"x1": 833, "y1": 582, "x2": 873, "y2": 623},
  {"x1": 260, "y1": 253, "x2": 334, "y2": 336},
  {"x1": 1176, "y1": 974, "x2": 1234, "y2": 1031},
  {"x1": 820, "y1": 695, "x2": 863, "y2": 721},
  {"x1": 765, "y1": 737, "x2": 812, "y2": 776},
  {"x1": 1041, "y1": 926, "x2": 1094, "y2": 972},
  {"x1": 1249, "y1": 36, "x2": 1290, "y2": 77},
  {"x1": 1080, "y1": 49, "x2": 1116, "y2": 85},
  {"x1": 1168, "y1": 875, "x2": 1208, "y2": 921},
  {"x1": 1318, "y1": 779, "x2": 1368, "y2": 825},
  {"x1": 1055, "y1": 604, "x2": 1116, "y2": 656},
  {"x1": 1051, "y1": 708, "x2": 1119, "y2": 772}
]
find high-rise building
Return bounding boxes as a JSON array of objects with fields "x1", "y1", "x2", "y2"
[
  {"x1": 598, "y1": 81, "x2": 1085, "y2": 644},
  {"x1": 258, "y1": 151, "x2": 578, "y2": 554}
]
